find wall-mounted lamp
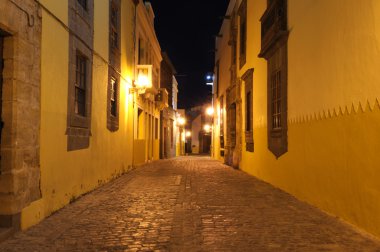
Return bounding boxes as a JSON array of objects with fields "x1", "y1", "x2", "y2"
[
  {"x1": 177, "y1": 117, "x2": 186, "y2": 126},
  {"x1": 130, "y1": 64, "x2": 153, "y2": 94}
]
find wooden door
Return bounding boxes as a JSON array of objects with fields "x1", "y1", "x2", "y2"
[{"x1": 0, "y1": 37, "x2": 3, "y2": 171}]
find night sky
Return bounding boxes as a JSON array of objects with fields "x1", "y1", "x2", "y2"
[{"x1": 150, "y1": 0, "x2": 230, "y2": 109}]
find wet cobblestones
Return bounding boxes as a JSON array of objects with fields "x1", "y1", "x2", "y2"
[{"x1": 0, "y1": 156, "x2": 379, "y2": 251}]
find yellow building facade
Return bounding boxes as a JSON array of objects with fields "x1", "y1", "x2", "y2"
[
  {"x1": 213, "y1": 0, "x2": 380, "y2": 237},
  {"x1": 133, "y1": 1, "x2": 162, "y2": 165},
  {"x1": 0, "y1": 0, "x2": 165, "y2": 232}
]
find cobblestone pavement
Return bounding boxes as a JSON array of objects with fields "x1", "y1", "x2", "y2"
[{"x1": 1, "y1": 156, "x2": 380, "y2": 251}]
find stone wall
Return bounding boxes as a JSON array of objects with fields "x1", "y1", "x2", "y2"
[{"x1": 0, "y1": 0, "x2": 41, "y2": 228}]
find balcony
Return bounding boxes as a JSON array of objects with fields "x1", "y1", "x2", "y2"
[
  {"x1": 155, "y1": 88, "x2": 169, "y2": 110},
  {"x1": 259, "y1": 0, "x2": 288, "y2": 59}
]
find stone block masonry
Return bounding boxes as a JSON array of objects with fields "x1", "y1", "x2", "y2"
[{"x1": 0, "y1": 0, "x2": 41, "y2": 229}]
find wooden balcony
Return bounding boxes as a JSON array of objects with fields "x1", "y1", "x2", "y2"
[
  {"x1": 259, "y1": 0, "x2": 288, "y2": 59},
  {"x1": 155, "y1": 88, "x2": 169, "y2": 110}
]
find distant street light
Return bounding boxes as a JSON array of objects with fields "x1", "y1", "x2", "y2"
[
  {"x1": 204, "y1": 124, "x2": 211, "y2": 133},
  {"x1": 186, "y1": 131, "x2": 192, "y2": 138},
  {"x1": 206, "y1": 107, "x2": 214, "y2": 116},
  {"x1": 205, "y1": 73, "x2": 214, "y2": 86},
  {"x1": 177, "y1": 117, "x2": 186, "y2": 126}
]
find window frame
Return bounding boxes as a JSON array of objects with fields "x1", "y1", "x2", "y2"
[
  {"x1": 75, "y1": 52, "x2": 87, "y2": 117},
  {"x1": 242, "y1": 68, "x2": 254, "y2": 152},
  {"x1": 107, "y1": 0, "x2": 121, "y2": 132},
  {"x1": 66, "y1": 0, "x2": 94, "y2": 151},
  {"x1": 238, "y1": 0, "x2": 247, "y2": 69},
  {"x1": 259, "y1": 0, "x2": 289, "y2": 158},
  {"x1": 77, "y1": 0, "x2": 87, "y2": 10}
]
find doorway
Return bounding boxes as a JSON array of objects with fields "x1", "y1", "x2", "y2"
[
  {"x1": 0, "y1": 36, "x2": 3, "y2": 173},
  {"x1": 229, "y1": 103, "x2": 236, "y2": 148}
]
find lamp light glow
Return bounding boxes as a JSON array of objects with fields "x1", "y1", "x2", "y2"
[
  {"x1": 177, "y1": 117, "x2": 186, "y2": 126},
  {"x1": 206, "y1": 107, "x2": 214, "y2": 116},
  {"x1": 204, "y1": 124, "x2": 211, "y2": 132},
  {"x1": 135, "y1": 65, "x2": 153, "y2": 89}
]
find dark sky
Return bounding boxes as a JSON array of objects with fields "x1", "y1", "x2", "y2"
[{"x1": 150, "y1": 0, "x2": 230, "y2": 109}]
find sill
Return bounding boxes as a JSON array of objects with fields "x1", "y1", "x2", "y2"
[{"x1": 270, "y1": 128, "x2": 283, "y2": 138}]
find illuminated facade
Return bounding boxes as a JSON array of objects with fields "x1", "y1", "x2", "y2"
[
  {"x1": 0, "y1": 0, "x2": 166, "y2": 233},
  {"x1": 133, "y1": 0, "x2": 165, "y2": 165},
  {"x1": 213, "y1": 0, "x2": 380, "y2": 238}
]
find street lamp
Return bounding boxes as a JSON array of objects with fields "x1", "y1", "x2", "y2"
[
  {"x1": 205, "y1": 73, "x2": 214, "y2": 86},
  {"x1": 177, "y1": 117, "x2": 186, "y2": 126},
  {"x1": 206, "y1": 106, "x2": 214, "y2": 116},
  {"x1": 130, "y1": 64, "x2": 153, "y2": 94},
  {"x1": 204, "y1": 124, "x2": 212, "y2": 133}
]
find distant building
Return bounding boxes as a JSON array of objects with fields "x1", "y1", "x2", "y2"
[
  {"x1": 187, "y1": 104, "x2": 212, "y2": 154},
  {"x1": 212, "y1": 0, "x2": 380, "y2": 239},
  {"x1": 160, "y1": 52, "x2": 179, "y2": 159}
]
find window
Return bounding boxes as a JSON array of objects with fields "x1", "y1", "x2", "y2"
[
  {"x1": 155, "y1": 118, "x2": 159, "y2": 139},
  {"x1": 75, "y1": 53, "x2": 87, "y2": 116},
  {"x1": 238, "y1": 0, "x2": 247, "y2": 69},
  {"x1": 170, "y1": 119, "x2": 174, "y2": 148},
  {"x1": 138, "y1": 38, "x2": 145, "y2": 64},
  {"x1": 77, "y1": 0, "x2": 87, "y2": 10},
  {"x1": 107, "y1": 69, "x2": 120, "y2": 131},
  {"x1": 215, "y1": 60, "x2": 220, "y2": 97},
  {"x1": 259, "y1": 0, "x2": 288, "y2": 158},
  {"x1": 110, "y1": 2, "x2": 118, "y2": 49},
  {"x1": 271, "y1": 70, "x2": 281, "y2": 130},
  {"x1": 107, "y1": 0, "x2": 120, "y2": 132},
  {"x1": 219, "y1": 96, "x2": 225, "y2": 157},
  {"x1": 110, "y1": 77, "x2": 117, "y2": 117},
  {"x1": 246, "y1": 92, "x2": 252, "y2": 131},
  {"x1": 67, "y1": 0, "x2": 94, "y2": 151},
  {"x1": 242, "y1": 68, "x2": 254, "y2": 152}
]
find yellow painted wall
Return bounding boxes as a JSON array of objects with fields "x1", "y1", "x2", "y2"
[
  {"x1": 21, "y1": 0, "x2": 135, "y2": 229},
  {"x1": 214, "y1": 0, "x2": 380, "y2": 238}
]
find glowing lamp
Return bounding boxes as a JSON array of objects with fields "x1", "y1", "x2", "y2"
[
  {"x1": 204, "y1": 124, "x2": 211, "y2": 132},
  {"x1": 177, "y1": 117, "x2": 186, "y2": 126},
  {"x1": 206, "y1": 107, "x2": 214, "y2": 116},
  {"x1": 186, "y1": 131, "x2": 192, "y2": 137},
  {"x1": 135, "y1": 65, "x2": 153, "y2": 89}
]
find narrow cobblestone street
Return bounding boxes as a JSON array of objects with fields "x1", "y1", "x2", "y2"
[{"x1": 0, "y1": 157, "x2": 379, "y2": 252}]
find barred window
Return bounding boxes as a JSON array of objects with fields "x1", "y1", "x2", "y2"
[
  {"x1": 110, "y1": 77, "x2": 117, "y2": 117},
  {"x1": 271, "y1": 70, "x2": 281, "y2": 130},
  {"x1": 107, "y1": 0, "x2": 120, "y2": 132},
  {"x1": 238, "y1": 0, "x2": 247, "y2": 68},
  {"x1": 75, "y1": 53, "x2": 87, "y2": 116},
  {"x1": 246, "y1": 91, "x2": 252, "y2": 131},
  {"x1": 77, "y1": 0, "x2": 87, "y2": 10},
  {"x1": 110, "y1": 2, "x2": 118, "y2": 49}
]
